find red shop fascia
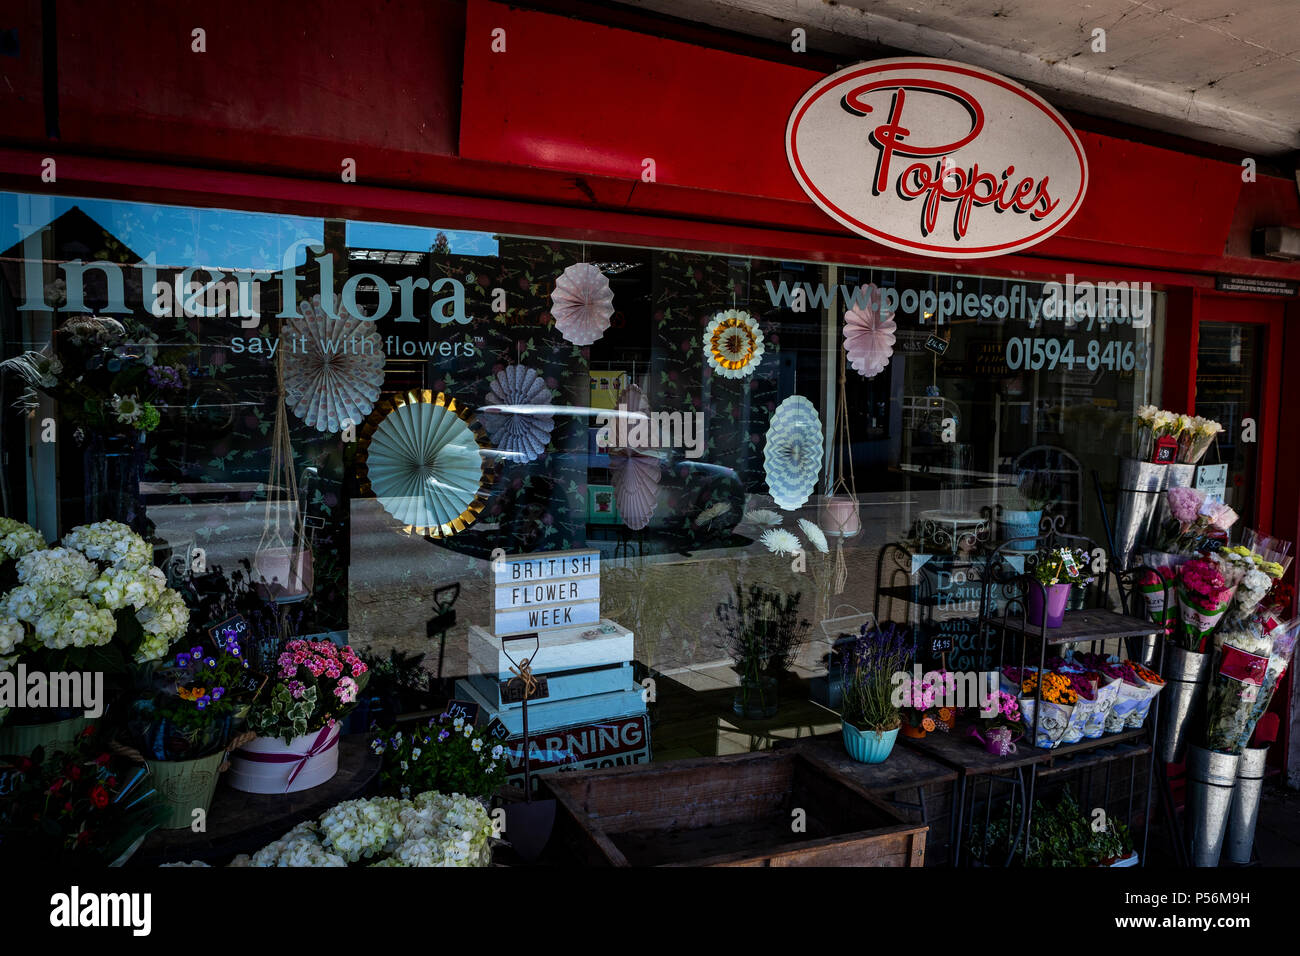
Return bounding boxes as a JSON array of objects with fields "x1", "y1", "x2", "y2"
[{"x1": 3, "y1": 0, "x2": 1300, "y2": 770}]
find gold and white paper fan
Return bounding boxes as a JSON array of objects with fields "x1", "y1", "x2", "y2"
[{"x1": 357, "y1": 391, "x2": 490, "y2": 538}]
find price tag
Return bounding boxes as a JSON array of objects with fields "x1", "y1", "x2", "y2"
[
  {"x1": 207, "y1": 614, "x2": 249, "y2": 647},
  {"x1": 1151, "y1": 435, "x2": 1178, "y2": 464},
  {"x1": 445, "y1": 699, "x2": 480, "y2": 725},
  {"x1": 486, "y1": 717, "x2": 511, "y2": 742}
]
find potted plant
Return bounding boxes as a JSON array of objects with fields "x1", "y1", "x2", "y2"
[
  {"x1": 839, "y1": 622, "x2": 910, "y2": 763},
  {"x1": 1027, "y1": 547, "x2": 1092, "y2": 628},
  {"x1": 715, "y1": 584, "x2": 810, "y2": 720},
  {"x1": 123, "y1": 630, "x2": 263, "y2": 828},
  {"x1": 1000, "y1": 470, "x2": 1053, "y2": 550},
  {"x1": 228, "y1": 638, "x2": 369, "y2": 793},
  {"x1": 371, "y1": 712, "x2": 507, "y2": 803},
  {"x1": 0, "y1": 519, "x2": 190, "y2": 757},
  {"x1": 898, "y1": 675, "x2": 939, "y2": 738},
  {"x1": 967, "y1": 690, "x2": 1023, "y2": 755}
]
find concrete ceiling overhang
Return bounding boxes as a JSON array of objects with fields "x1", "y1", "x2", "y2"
[{"x1": 620, "y1": 0, "x2": 1300, "y2": 159}]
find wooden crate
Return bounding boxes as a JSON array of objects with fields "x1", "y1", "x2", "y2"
[{"x1": 543, "y1": 749, "x2": 927, "y2": 867}]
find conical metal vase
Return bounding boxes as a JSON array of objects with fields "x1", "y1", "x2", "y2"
[
  {"x1": 1115, "y1": 458, "x2": 1168, "y2": 569},
  {"x1": 1226, "y1": 747, "x2": 1269, "y2": 864},
  {"x1": 1185, "y1": 745, "x2": 1240, "y2": 867},
  {"x1": 1158, "y1": 646, "x2": 1211, "y2": 764}
]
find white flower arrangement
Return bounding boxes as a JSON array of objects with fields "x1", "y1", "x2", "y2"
[
  {"x1": 219, "y1": 791, "x2": 494, "y2": 868},
  {"x1": 760, "y1": 528, "x2": 801, "y2": 556},
  {"x1": 797, "y1": 518, "x2": 829, "y2": 554},
  {"x1": 743, "y1": 508, "x2": 782, "y2": 527},
  {"x1": 1, "y1": 520, "x2": 189, "y2": 664},
  {"x1": 0, "y1": 518, "x2": 45, "y2": 562}
]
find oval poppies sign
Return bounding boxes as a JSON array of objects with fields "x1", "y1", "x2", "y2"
[{"x1": 786, "y1": 59, "x2": 1088, "y2": 259}]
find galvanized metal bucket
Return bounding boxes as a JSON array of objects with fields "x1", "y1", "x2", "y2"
[
  {"x1": 1185, "y1": 745, "x2": 1240, "y2": 867},
  {"x1": 1115, "y1": 458, "x2": 1168, "y2": 569},
  {"x1": 1158, "y1": 646, "x2": 1211, "y2": 764},
  {"x1": 1225, "y1": 746, "x2": 1269, "y2": 864}
]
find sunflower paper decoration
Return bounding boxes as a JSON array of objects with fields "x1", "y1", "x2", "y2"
[
  {"x1": 704, "y1": 310, "x2": 765, "y2": 379},
  {"x1": 760, "y1": 528, "x2": 801, "y2": 556},
  {"x1": 479, "y1": 365, "x2": 555, "y2": 464},
  {"x1": 357, "y1": 390, "x2": 490, "y2": 538},
  {"x1": 764, "y1": 395, "x2": 823, "y2": 511},
  {"x1": 798, "y1": 518, "x2": 829, "y2": 554},
  {"x1": 283, "y1": 293, "x2": 386, "y2": 433},
  {"x1": 843, "y1": 284, "x2": 897, "y2": 379},
  {"x1": 551, "y1": 263, "x2": 614, "y2": 346}
]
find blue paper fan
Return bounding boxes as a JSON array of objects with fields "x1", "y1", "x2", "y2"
[{"x1": 764, "y1": 395, "x2": 823, "y2": 511}]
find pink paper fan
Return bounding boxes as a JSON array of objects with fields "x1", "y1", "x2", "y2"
[
  {"x1": 610, "y1": 450, "x2": 659, "y2": 530},
  {"x1": 609, "y1": 383, "x2": 660, "y2": 529},
  {"x1": 843, "y1": 284, "x2": 897, "y2": 379},
  {"x1": 551, "y1": 263, "x2": 614, "y2": 346}
]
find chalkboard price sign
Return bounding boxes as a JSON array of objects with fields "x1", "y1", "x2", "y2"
[
  {"x1": 207, "y1": 614, "x2": 249, "y2": 648},
  {"x1": 445, "y1": 699, "x2": 481, "y2": 726},
  {"x1": 486, "y1": 717, "x2": 511, "y2": 742}
]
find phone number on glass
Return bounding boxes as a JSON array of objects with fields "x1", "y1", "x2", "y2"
[{"x1": 1004, "y1": 337, "x2": 1150, "y2": 372}]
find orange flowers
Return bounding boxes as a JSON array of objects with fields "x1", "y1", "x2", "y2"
[{"x1": 1021, "y1": 672, "x2": 1078, "y2": 706}]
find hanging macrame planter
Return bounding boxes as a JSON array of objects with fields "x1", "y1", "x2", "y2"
[
  {"x1": 253, "y1": 351, "x2": 314, "y2": 605},
  {"x1": 821, "y1": 347, "x2": 862, "y2": 595}
]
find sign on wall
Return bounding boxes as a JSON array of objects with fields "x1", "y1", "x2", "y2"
[
  {"x1": 492, "y1": 549, "x2": 600, "y2": 636},
  {"x1": 786, "y1": 58, "x2": 1088, "y2": 259}
]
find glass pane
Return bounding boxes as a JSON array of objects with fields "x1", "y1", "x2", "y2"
[{"x1": 1195, "y1": 322, "x2": 1261, "y2": 526}]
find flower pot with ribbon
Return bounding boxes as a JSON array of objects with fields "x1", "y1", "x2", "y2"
[
  {"x1": 227, "y1": 722, "x2": 342, "y2": 794},
  {"x1": 966, "y1": 725, "x2": 1020, "y2": 756}
]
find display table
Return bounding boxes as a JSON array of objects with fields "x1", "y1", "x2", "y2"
[{"x1": 133, "y1": 735, "x2": 380, "y2": 866}]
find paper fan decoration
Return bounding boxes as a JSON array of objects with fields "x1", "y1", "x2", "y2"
[
  {"x1": 283, "y1": 293, "x2": 386, "y2": 433},
  {"x1": 743, "y1": 508, "x2": 783, "y2": 527},
  {"x1": 760, "y1": 528, "x2": 801, "y2": 556},
  {"x1": 764, "y1": 395, "x2": 823, "y2": 511},
  {"x1": 479, "y1": 365, "x2": 555, "y2": 464},
  {"x1": 551, "y1": 262, "x2": 614, "y2": 346},
  {"x1": 608, "y1": 384, "x2": 660, "y2": 530},
  {"x1": 843, "y1": 284, "x2": 897, "y2": 379},
  {"x1": 357, "y1": 390, "x2": 490, "y2": 538},
  {"x1": 704, "y1": 310, "x2": 765, "y2": 379}
]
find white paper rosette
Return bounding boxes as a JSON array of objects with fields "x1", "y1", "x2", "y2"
[
  {"x1": 551, "y1": 263, "x2": 614, "y2": 346},
  {"x1": 283, "y1": 293, "x2": 386, "y2": 433},
  {"x1": 704, "y1": 310, "x2": 764, "y2": 379},
  {"x1": 763, "y1": 395, "x2": 823, "y2": 511}
]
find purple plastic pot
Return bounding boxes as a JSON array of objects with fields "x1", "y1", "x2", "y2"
[{"x1": 1026, "y1": 582, "x2": 1071, "y2": 628}]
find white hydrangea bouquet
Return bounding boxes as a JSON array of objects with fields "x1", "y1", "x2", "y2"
[
  {"x1": 0, "y1": 518, "x2": 189, "y2": 674},
  {"x1": 225, "y1": 790, "x2": 495, "y2": 867}
]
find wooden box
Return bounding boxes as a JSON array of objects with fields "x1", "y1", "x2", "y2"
[{"x1": 543, "y1": 750, "x2": 927, "y2": 867}]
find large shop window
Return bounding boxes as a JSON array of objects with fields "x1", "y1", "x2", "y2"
[{"x1": 0, "y1": 193, "x2": 1160, "y2": 749}]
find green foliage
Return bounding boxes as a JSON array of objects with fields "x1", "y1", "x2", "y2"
[{"x1": 372, "y1": 714, "x2": 506, "y2": 800}]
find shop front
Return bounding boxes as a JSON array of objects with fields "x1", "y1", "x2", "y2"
[{"x1": 1, "y1": 0, "x2": 1299, "y2": 870}]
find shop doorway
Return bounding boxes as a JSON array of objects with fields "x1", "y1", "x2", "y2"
[{"x1": 1194, "y1": 297, "x2": 1284, "y2": 530}]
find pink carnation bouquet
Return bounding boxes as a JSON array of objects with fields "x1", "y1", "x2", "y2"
[{"x1": 1174, "y1": 558, "x2": 1235, "y2": 652}]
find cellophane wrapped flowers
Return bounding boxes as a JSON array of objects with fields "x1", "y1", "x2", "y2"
[
  {"x1": 1204, "y1": 616, "x2": 1299, "y2": 754},
  {"x1": 1174, "y1": 557, "x2": 1234, "y2": 652}
]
